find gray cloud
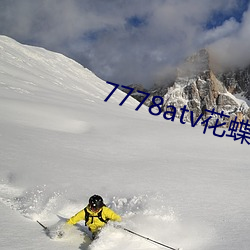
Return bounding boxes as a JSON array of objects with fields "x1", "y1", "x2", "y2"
[
  {"x1": 209, "y1": 7, "x2": 250, "y2": 69},
  {"x1": 0, "y1": 0, "x2": 249, "y2": 87}
]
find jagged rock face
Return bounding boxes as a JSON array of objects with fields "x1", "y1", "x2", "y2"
[
  {"x1": 161, "y1": 49, "x2": 250, "y2": 125},
  {"x1": 218, "y1": 66, "x2": 250, "y2": 99}
]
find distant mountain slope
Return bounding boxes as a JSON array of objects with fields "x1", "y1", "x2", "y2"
[{"x1": 0, "y1": 35, "x2": 140, "y2": 106}]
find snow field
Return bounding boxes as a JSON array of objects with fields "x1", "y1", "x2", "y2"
[{"x1": 0, "y1": 36, "x2": 249, "y2": 250}]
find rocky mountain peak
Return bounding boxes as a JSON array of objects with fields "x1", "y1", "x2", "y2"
[
  {"x1": 121, "y1": 48, "x2": 250, "y2": 127},
  {"x1": 177, "y1": 48, "x2": 210, "y2": 78},
  {"x1": 140, "y1": 49, "x2": 250, "y2": 126},
  {"x1": 165, "y1": 48, "x2": 250, "y2": 125}
]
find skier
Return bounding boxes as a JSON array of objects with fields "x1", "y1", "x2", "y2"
[{"x1": 66, "y1": 194, "x2": 121, "y2": 239}]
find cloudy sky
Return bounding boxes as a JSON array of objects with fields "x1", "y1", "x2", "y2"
[{"x1": 0, "y1": 0, "x2": 249, "y2": 87}]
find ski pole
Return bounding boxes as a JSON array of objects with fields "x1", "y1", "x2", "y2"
[
  {"x1": 122, "y1": 227, "x2": 180, "y2": 250},
  {"x1": 37, "y1": 220, "x2": 48, "y2": 231}
]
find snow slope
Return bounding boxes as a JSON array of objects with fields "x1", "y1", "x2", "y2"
[{"x1": 0, "y1": 36, "x2": 249, "y2": 250}]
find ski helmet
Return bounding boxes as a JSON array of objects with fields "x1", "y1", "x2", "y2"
[{"x1": 89, "y1": 195, "x2": 104, "y2": 210}]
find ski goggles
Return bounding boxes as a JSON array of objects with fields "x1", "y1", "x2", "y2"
[{"x1": 89, "y1": 205, "x2": 101, "y2": 212}]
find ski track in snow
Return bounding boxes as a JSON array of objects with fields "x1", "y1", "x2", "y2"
[{"x1": 0, "y1": 179, "x2": 211, "y2": 250}]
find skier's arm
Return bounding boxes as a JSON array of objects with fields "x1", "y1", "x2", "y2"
[
  {"x1": 104, "y1": 207, "x2": 122, "y2": 222},
  {"x1": 67, "y1": 209, "x2": 85, "y2": 225}
]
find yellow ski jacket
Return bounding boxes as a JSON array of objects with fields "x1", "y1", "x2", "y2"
[{"x1": 67, "y1": 206, "x2": 121, "y2": 233}]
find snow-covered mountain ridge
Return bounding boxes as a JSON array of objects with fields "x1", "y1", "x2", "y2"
[
  {"x1": 0, "y1": 35, "x2": 139, "y2": 107},
  {"x1": 0, "y1": 35, "x2": 145, "y2": 133}
]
